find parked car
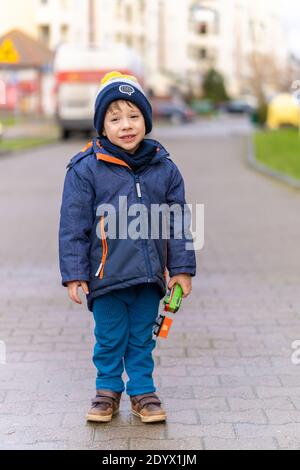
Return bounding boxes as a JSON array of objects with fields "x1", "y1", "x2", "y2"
[
  {"x1": 152, "y1": 100, "x2": 197, "y2": 124},
  {"x1": 191, "y1": 99, "x2": 215, "y2": 115},
  {"x1": 222, "y1": 99, "x2": 255, "y2": 115}
]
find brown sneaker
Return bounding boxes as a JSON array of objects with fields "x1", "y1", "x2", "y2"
[
  {"x1": 86, "y1": 389, "x2": 122, "y2": 423},
  {"x1": 130, "y1": 393, "x2": 167, "y2": 423}
]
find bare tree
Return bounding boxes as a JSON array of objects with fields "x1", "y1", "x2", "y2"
[{"x1": 246, "y1": 51, "x2": 286, "y2": 104}]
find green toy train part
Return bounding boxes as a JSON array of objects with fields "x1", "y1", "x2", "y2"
[{"x1": 163, "y1": 283, "x2": 183, "y2": 313}]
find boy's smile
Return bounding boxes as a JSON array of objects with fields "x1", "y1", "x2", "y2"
[
  {"x1": 102, "y1": 100, "x2": 146, "y2": 154},
  {"x1": 119, "y1": 134, "x2": 137, "y2": 143}
]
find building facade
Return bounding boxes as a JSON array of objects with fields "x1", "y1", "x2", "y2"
[{"x1": 0, "y1": 0, "x2": 289, "y2": 99}]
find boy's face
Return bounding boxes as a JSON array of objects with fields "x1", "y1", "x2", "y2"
[{"x1": 102, "y1": 100, "x2": 146, "y2": 154}]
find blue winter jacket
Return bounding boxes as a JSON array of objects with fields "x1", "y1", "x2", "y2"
[{"x1": 59, "y1": 138, "x2": 196, "y2": 312}]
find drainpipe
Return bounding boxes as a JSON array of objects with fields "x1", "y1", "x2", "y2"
[
  {"x1": 88, "y1": 0, "x2": 96, "y2": 45},
  {"x1": 158, "y1": 0, "x2": 166, "y2": 72}
]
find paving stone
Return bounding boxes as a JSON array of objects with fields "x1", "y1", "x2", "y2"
[
  {"x1": 129, "y1": 438, "x2": 204, "y2": 450},
  {"x1": 160, "y1": 356, "x2": 215, "y2": 367},
  {"x1": 86, "y1": 440, "x2": 130, "y2": 450},
  {"x1": 199, "y1": 409, "x2": 267, "y2": 425},
  {"x1": 235, "y1": 423, "x2": 300, "y2": 439},
  {"x1": 264, "y1": 410, "x2": 300, "y2": 425},
  {"x1": 186, "y1": 348, "x2": 241, "y2": 358},
  {"x1": 228, "y1": 397, "x2": 296, "y2": 412},
  {"x1": 276, "y1": 436, "x2": 300, "y2": 450},
  {"x1": 93, "y1": 425, "x2": 167, "y2": 442},
  {"x1": 160, "y1": 376, "x2": 219, "y2": 387},
  {"x1": 193, "y1": 386, "x2": 256, "y2": 400},
  {"x1": 219, "y1": 376, "x2": 281, "y2": 387},
  {"x1": 204, "y1": 437, "x2": 277, "y2": 450},
  {"x1": 167, "y1": 423, "x2": 235, "y2": 439},
  {"x1": 188, "y1": 366, "x2": 247, "y2": 377},
  {"x1": 255, "y1": 387, "x2": 300, "y2": 399},
  {"x1": 164, "y1": 397, "x2": 229, "y2": 412}
]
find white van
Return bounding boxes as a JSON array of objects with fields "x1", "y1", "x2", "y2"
[{"x1": 54, "y1": 43, "x2": 145, "y2": 139}]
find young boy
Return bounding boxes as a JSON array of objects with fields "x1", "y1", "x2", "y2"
[{"x1": 59, "y1": 71, "x2": 196, "y2": 423}]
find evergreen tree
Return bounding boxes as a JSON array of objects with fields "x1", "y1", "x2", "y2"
[{"x1": 202, "y1": 69, "x2": 229, "y2": 103}]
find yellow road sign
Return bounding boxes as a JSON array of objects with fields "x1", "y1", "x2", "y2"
[{"x1": 0, "y1": 39, "x2": 20, "y2": 64}]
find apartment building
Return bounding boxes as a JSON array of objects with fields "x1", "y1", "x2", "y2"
[
  {"x1": 0, "y1": 0, "x2": 289, "y2": 98},
  {"x1": 183, "y1": 0, "x2": 288, "y2": 96},
  {"x1": 97, "y1": 0, "x2": 288, "y2": 97}
]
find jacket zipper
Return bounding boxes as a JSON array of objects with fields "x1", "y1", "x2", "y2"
[
  {"x1": 133, "y1": 174, "x2": 154, "y2": 282},
  {"x1": 95, "y1": 215, "x2": 108, "y2": 279}
]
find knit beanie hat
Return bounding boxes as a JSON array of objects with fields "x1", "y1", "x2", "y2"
[{"x1": 94, "y1": 71, "x2": 153, "y2": 136}]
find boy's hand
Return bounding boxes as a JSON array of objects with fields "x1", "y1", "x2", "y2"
[
  {"x1": 168, "y1": 273, "x2": 192, "y2": 298},
  {"x1": 66, "y1": 281, "x2": 89, "y2": 305}
]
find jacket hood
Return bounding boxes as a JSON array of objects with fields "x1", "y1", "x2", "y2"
[{"x1": 144, "y1": 138, "x2": 170, "y2": 164}]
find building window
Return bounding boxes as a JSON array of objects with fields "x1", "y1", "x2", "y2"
[
  {"x1": 115, "y1": 33, "x2": 123, "y2": 44},
  {"x1": 60, "y1": 0, "x2": 69, "y2": 8},
  {"x1": 116, "y1": 0, "x2": 122, "y2": 19},
  {"x1": 61, "y1": 24, "x2": 69, "y2": 42},
  {"x1": 38, "y1": 25, "x2": 50, "y2": 47},
  {"x1": 190, "y1": 5, "x2": 219, "y2": 35},
  {"x1": 125, "y1": 5, "x2": 133, "y2": 23},
  {"x1": 198, "y1": 22, "x2": 208, "y2": 35},
  {"x1": 200, "y1": 48, "x2": 207, "y2": 59},
  {"x1": 189, "y1": 46, "x2": 194, "y2": 59},
  {"x1": 126, "y1": 35, "x2": 133, "y2": 47},
  {"x1": 139, "y1": 0, "x2": 146, "y2": 15},
  {"x1": 189, "y1": 46, "x2": 208, "y2": 61}
]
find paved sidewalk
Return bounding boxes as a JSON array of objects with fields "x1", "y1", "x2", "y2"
[{"x1": 0, "y1": 125, "x2": 300, "y2": 450}]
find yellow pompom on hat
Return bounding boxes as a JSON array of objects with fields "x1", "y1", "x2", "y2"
[
  {"x1": 94, "y1": 70, "x2": 152, "y2": 135},
  {"x1": 100, "y1": 71, "x2": 138, "y2": 86}
]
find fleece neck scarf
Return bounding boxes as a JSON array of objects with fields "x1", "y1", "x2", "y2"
[{"x1": 98, "y1": 136, "x2": 158, "y2": 173}]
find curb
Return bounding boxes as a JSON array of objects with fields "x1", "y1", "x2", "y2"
[
  {"x1": 0, "y1": 149, "x2": 13, "y2": 158},
  {"x1": 246, "y1": 135, "x2": 300, "y2": 190},
  {"x1": 0, "y1": 139, "x2": 59, "y2": 159}
]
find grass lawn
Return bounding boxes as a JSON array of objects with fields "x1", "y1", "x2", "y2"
[
  {"x1": 0, "y1": 137, "x2": 57, "y2": 154},
  {"x1": 0, "y1": 116, "x2": 25, "y2": 127},
  {"x1": 254, "y1": 129, "x2": 300, "y2": 181}
]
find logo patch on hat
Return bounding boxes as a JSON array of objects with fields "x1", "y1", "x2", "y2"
[{"x1": 119, "y1": 85, "x2": 135, "y2": 96}]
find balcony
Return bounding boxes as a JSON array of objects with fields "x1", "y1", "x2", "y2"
[{"x1": 189, "y1": 2, "x2": 219, "y2": 35}]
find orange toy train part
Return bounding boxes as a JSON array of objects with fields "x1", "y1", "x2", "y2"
[{"x1": 158, "y1": 316, "x2": 173, "y2": 339}]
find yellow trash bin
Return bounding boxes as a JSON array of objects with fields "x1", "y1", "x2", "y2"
[{"x1": 267, "y1": 93, "x2": 300, "y2": 130}]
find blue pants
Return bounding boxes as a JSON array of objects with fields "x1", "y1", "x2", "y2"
[{"x1": 92, "y1": 283, "x2": 161, "y2": 396}]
